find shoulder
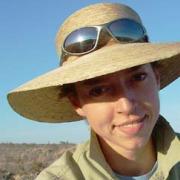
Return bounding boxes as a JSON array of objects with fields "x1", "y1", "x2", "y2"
[{"x1": 35, "y1": 141, "x2": 89, "y2": 180}]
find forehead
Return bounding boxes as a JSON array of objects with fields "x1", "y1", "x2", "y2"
[{"x1": 78, "y1": 64, "x2": 151, "y2": 86}]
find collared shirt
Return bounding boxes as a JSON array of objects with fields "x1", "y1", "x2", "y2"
[{"x1": 36, "y1": 116, "x2": 180, "y2": 180}]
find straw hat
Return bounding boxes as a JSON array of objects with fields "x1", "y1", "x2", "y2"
[{"x1": 7, "y1": 3, "x2": 180, "y2": 123}]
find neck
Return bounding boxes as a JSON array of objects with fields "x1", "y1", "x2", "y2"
[{"x1": 98, "y1": 136, "x2": 156, "y2": 176}]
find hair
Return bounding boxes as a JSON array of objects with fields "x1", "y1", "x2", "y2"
[
  {"x1": 151, "y1": 61, "x2": 160, "y2": 70},
  {"x1": 59, "y1": 83, "x2": 76, "y2": 98}
]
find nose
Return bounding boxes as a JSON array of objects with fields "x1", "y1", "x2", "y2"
[{"x1": 115, "y1": 90, "x2": 137, "y2": 115}]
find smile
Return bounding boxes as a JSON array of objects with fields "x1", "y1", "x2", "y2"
[
  {"x1": 114, "y1": 115, "x2": 147, "y2": 135},
  {"x1": 121, "y1": 118, "x2": 144, "y2": 127}
]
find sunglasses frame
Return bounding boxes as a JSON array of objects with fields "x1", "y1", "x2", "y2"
[{"x1": 61, "y1": 18, "x2": 149, "y2": 61}]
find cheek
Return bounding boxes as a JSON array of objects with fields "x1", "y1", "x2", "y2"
[
  {"x1": 141, "y1": 81, "x2": 160, "y2": 119},
  {"x1": 149, "y1": 91, "x2": 160, "y2": 119},
  {"x1": 82, "y1": 103, "x2": 115, "y2": 130}
]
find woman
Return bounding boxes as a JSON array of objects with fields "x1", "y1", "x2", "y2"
[{"x1": 8, "y1": 3, "x2": 180, "y2": 179}]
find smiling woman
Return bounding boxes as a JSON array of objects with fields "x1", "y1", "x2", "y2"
[
  {"x1": 6, "y1": 2, "x2": 180, "y2": 180},
  {"x1": 72, "y1": 64, "x2": 160, "y2": 153}
]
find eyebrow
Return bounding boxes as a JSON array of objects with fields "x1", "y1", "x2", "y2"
[{"x1": 82, "y1": 65, "x2": 145, "y2": 86}]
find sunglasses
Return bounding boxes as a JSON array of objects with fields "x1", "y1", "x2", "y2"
[{"x1": 62, "y1": 18, "x2": 149, "y2": 60}]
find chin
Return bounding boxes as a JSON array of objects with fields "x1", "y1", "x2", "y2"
[{"x1": 119, "y1": 136, "x2": 150, "y2": 152}]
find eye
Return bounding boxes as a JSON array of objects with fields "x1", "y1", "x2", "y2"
[
  {"x1": 132, "y1": 72, "x2": 147, "y2": 81},
  {"x1": 89, "y1": 85, "x2": 113, "y2": 97}
]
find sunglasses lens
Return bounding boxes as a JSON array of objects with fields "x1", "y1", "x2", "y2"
[
  {"x1": 108, "y1": 19, "x2": 145, "y2": 42},
  {"x1": 64, "y1": 27, "x2": 97, "y2": 53}
]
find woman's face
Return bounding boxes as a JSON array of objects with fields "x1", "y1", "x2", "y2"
[{"x1": 71, "y1": 64, "x2": 160, "y2": 152}]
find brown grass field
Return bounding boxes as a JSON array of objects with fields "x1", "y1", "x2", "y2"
[{"x1": 0, "y1": 142, "x2": 75, "y2": 180}]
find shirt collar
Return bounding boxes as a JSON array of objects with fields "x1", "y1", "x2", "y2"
[{"x1": 152, "y1": 115, "x2": 180, "y2": 178}]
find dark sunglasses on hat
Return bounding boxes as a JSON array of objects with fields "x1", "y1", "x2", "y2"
[{"x1": 61, "y1": 18, "x2": 149, "y2": 62}]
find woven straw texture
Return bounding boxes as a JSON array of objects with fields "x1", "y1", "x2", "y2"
[
  {"x1": 56, "y1": 3, "x2": 142, "y2": 59},
  {"x1": 7, "y1": 3, "x2": 180, "y2": 123}
]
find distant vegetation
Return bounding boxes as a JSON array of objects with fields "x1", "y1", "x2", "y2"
[{"x1": 0, "y1": 142, "x2": 75, "y2": 180}]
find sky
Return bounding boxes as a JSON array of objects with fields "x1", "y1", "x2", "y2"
[{"x1": 0, "y1": 0, "x2": 180, "y2": 144}]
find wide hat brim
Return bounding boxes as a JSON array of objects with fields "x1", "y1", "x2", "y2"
[{"x1": 8, "y1": 42, "x2": 180, "y2": 123}]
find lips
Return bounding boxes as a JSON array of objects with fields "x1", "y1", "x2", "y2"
[
  {"x1": 114, "y1": 115, "x2": 147, "y2": 135},
  {"x1": 120, "y1": 117, "x2": 144, "y2": 126}
]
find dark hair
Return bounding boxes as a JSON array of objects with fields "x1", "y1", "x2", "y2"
[
  {"x1": 59, "y1": 83, "x2": 76, "y2": 98},
  {"x1": 151, "y1": 61, "x2": 161, "y2": 69}
]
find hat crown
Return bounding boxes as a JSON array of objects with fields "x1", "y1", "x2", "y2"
[{"x1": 55, "y1": 3, "x2": 143, "y2": 58}]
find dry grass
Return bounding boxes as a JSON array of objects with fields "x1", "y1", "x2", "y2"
[{"x1": 0, "y1": 142, "x2": 75, "y2": 180}]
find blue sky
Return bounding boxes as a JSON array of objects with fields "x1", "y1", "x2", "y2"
[{"x1": 1, "y1": 0, "x2": 180, "y2": 144}]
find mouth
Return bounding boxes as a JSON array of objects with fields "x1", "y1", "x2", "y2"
[
  {"x1": 121, "y1": 117, "x2": 145, "y2": 127},
  {"x1": 114, "y1": 115, "x2": 147, "y2": 135}
]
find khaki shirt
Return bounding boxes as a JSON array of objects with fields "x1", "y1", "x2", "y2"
[{"x1": 36, "y1": 116, "x2": 180, "y2": 180}]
